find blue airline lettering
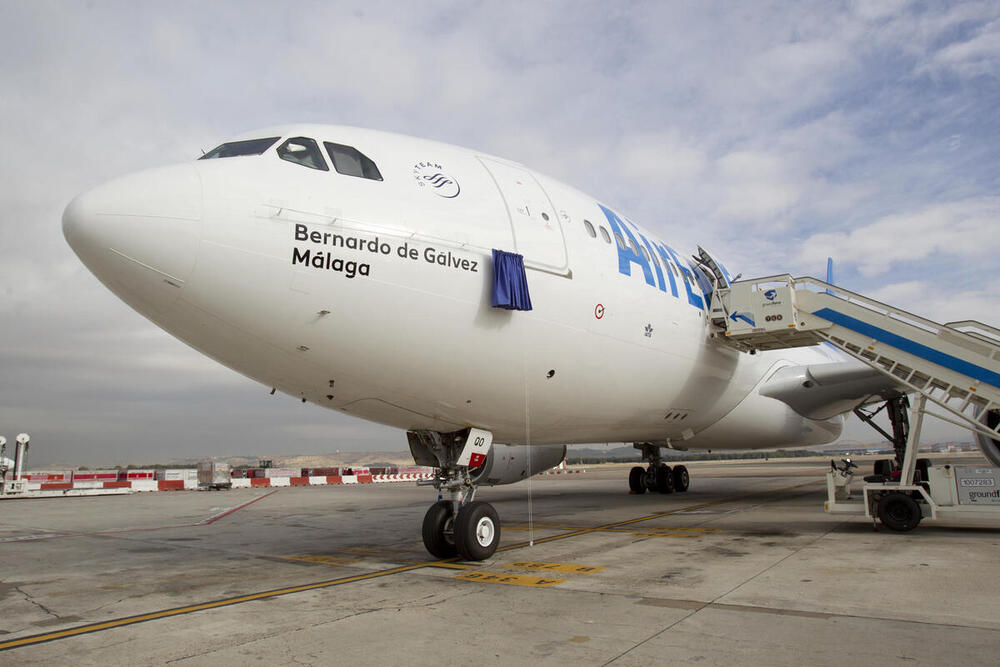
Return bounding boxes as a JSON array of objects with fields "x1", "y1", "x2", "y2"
[
  {"x1": 662, "y1": 244, "x2": 705, "y2": 309},
  {"x1": 599, "y1": 205, "x2": 655, "y2": 287},
  {"x1": 650, "y1": 241, "x2": 679, "y2": 297},
  {"x1": 620, "y1": 217, "x2": 670, "y2": 294},
  {"x1": 639, "y1": 235, "x2": 667, "y2": 293},
  {"x1": 599, "y1": 204, "x2": 706, "y2": 309}
]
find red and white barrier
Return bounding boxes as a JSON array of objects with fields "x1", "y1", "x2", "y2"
[
  {"x1": 371, "y1": 472, "x2": 434, "y2": 483},
  {"x1": 7, "y1": 467, "x2": 434, "y2": 497}
]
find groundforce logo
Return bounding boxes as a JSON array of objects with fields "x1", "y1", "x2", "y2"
[{"x1": 413, "y1": 161, "x2": 460, "y2": 198}]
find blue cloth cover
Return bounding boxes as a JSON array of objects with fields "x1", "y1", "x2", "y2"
[{"x1": 491, "y1": 249, "x2": 532, "y2": 311}]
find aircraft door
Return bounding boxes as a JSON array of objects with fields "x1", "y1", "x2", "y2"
[{"x1": 478, "y1": 158, "x2": 568, "y2": 272}]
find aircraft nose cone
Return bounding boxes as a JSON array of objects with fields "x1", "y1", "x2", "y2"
[{"x1": 63, "y1": 163, "x2": 203, "y2": 301}]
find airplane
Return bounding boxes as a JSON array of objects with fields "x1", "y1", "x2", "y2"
[{"x1": 64, "y1": 124, "x2": 947, "y2": 561}]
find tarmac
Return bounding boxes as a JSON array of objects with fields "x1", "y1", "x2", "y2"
[{"x1": 1, "y1": 455, "x2": 998, "y2": 665}]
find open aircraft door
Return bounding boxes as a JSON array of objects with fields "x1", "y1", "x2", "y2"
[{"x1": 478, "y1": 157, "x2": 569, "y2": 274}]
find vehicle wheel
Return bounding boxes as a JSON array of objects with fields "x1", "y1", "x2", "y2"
[
  {"x1": 672, "y1": 465, "x2": 690, "y2": 492},
  {"x1": 454, "y1": 501, "x2": 501, "y2": 561},
  {"x1": 629, "y1": 466, "x2": 646, "y2": 494},
  {"x1": 656, "y1": 463, "x2": 675, "y2": 494},
  {"x1": 422, "y1": 500, "x2": 457, "y2": 559},
  {"x1": 877, "y1": 492, "x2": 922, "y2": 532}
]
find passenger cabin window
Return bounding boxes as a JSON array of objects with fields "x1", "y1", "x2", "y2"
[
  {"x1": 614, "y1": 232, "x2": 626, "y2": 250},
  {"x1": 324, "y1": 142, "x2": 383, "y2": 181},
  {"x1": 199, "y1": 137, "x2": 280, "y2": 160},
  {"x1": 599, "y1": 226, "x2": 611, "y2": 244},
  {"x1": 277, "y1": 137, "x2": 328, "y2": 171},
  {"x1": 583, "y1": 220, "x2": 597, "y2": 238}
]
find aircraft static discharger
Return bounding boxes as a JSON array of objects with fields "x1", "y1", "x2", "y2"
[{"x1": 63, "y1": 125, "x2": 993, "y2": 560}]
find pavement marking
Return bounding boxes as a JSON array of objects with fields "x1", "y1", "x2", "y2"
[
  {"x1": 195, "y1": 491, "x2": 280, "y2": 525},
  {"x1": 285, "y1": 554, "x2": 361, "y2": 566},
  {"x1": 0, "y1": 532, "x2": 70, "y2": 543},
  {"x1": 0, "y1": 562, "x2": 431, "y2": 652},
  {"x1": 605, "y1": 526, "x2": 721, "y2": 538},
  {"x1": 0, "y1": 490, "x2": 280, "y2": 544},
  {"x1": 497, "y1": 480, "x2": 820, "y2": 554},
  {"x1": 455, "y1": 571, "x2": 566, "y2": 587},
  {"x1": 504, "y1": 521, "x2": 580, "y2": 530},
  {"x1": 0, "y1": 480, "x2": 820, "y2": 652},
  {"x1": 507, "y1": 561, "x2": 605, "y2": 574}
]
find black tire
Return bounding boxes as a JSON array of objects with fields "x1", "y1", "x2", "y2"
[
  {"x1": 422, "y1": 500, "x2": 457, "y2": 559},
  {"x1": 454, "y1": 501, "x2": 501, "y2": 561},
  {"x1": 877, "y1": 492, "x2": 922, "y2": 532},
  {"x1": 672, "y1": 465, "x2": 690, "y2": 492},
  {"x1": 656, "y1": 464, "x2": 675, "y2": 494},
  {"x1": 629, "y1": 466, "x2": 646, "y2": 494}
]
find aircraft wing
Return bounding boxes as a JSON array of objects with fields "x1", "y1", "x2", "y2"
[{"x1": 758, "y1": 360, "x2": 907, "y2": 421}]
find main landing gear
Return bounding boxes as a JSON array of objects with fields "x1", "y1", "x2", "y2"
[
  {"x1": 408, "y1": 428, "x2": 500, "y2": 561},
  {"x1": 628, "y1": 443, "x2": 689, "y2": 495}
]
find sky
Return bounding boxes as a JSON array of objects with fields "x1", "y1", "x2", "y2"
[{"x1": 1, "y1": 1, "x2": 998, "y2": 466}]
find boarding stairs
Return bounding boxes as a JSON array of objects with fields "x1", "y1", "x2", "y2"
[{"x1": 708, "y1": 275, "x2": 1000, "y2": 447}]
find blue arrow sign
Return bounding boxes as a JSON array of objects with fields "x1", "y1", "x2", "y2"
[{"x1": 730, "y1": 311, "x2": 755, "y2": 327}]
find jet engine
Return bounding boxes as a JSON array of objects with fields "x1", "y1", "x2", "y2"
[
  {"x1": 974, "y1": 409, "x2": 1000, "y2": 467},
  {"x1": 470, "y1": 444, "x2": 567, "y2": 486}
]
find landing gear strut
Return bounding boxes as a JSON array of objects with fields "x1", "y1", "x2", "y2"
[
  {"x1": 629, "y1": 443, "x2": 689, "y2": 495},
  {"x1": 409, "y1": 428, "x2": 500, "y2": 561},
  {"x1": 854, "y1": 395, "x2": 910, "y2": 475},
  {"x1": 854, "y1": 395, "x2": 925, "y2": 531}
]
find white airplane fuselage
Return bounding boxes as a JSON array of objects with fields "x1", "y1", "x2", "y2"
[{"x1": 63, "y1": 124, "x2": 842, "y2": 450}]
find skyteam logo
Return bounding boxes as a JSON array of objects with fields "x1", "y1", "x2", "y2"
[
  {"x1": 413, "y1": 161, "x2": 460, "y2": 198},
  {"x1": 764, "y1": 289, "x2": 778, "y2": 301}
]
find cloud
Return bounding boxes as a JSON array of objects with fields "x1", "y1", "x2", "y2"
[
  {"x1": 798, "y1": 197, "x2": 999, "y2": 277},
  {"x1": 933, "y1": 20, "x2": 1000, "y2": 77},
  {"x1": 712, "y1": 150, "x2": 802, "y2": 224},
  {"x1": 865, "y1": 280, "x2": 1000, "y2": 329},
  {"x1": 2, "y1": 2, "x2": 999, "y2": 463},
  {"x1": 616, "y1": 132, "x2": 707, "y2": 189}
]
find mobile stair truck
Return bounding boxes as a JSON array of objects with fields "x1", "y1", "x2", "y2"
[{"x1": 707, "y1": 268, "x2": 1000, "y2": 531}]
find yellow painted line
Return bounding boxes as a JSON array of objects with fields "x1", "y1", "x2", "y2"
[
  {"x1": 0, "y1": 563, "x2": 429, "y2": 652},
  {"x1": 504, "y1": 521, "x2": 578, "y2": 529},
  {"x1": 285, "y1": 554, "x2": 361, "y2": 566},
  {"x1": 497, "y1": 480, "x2": 820, "y2": 553},
  {"x1": 629, "y1": 532, "x2": 702, "y2": 538},
  {"x1": 455, "y1": 571, "x2": 566, "y2": 587},
  {"x1": 0, "y1": 479, "x2": 821, "y2": 652},
  {"x1": 425, "y1": 562, "x2": 477, "y2": 570},
  {"x1": 604, "y1": 526, "x2": 721, "y2": 534},
  {"x1": 508, "y1": 561, "x2": 605, "y2": 574},
  {"x1": 648, "y1": 526, "x2": 719, "y2": 533}
]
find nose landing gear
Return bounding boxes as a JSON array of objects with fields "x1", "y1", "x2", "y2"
[{"x1": 409, "y1": 428, "x2": 501, "y2": 561}]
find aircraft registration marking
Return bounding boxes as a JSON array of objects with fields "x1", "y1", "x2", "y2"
[
  {"x1": 507, "y1": 561, "x2": 605, "y2": 574},
  {"x1": 455, "y1": 571, "x2": 566, "y2": 587}
]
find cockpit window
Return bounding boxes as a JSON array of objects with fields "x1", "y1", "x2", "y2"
[
  {"x1": 277, "y1": 137, "x2": 329, "y2": 171},
  {"x1": 324, "y1": 142, "x2": 383, "y2": 181},
  {"x1": 199, "y1": 137, "x2": 280, "y2": 160}
]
